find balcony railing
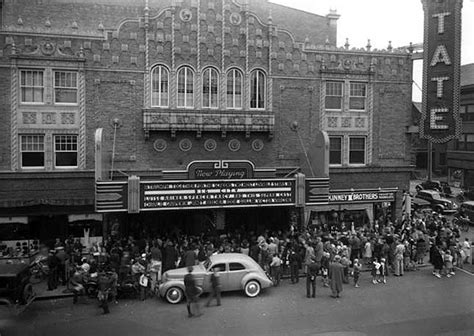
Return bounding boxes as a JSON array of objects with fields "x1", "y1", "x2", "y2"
[{"x1": 142, "y1": 109, "x2": 274, "y2": 138}]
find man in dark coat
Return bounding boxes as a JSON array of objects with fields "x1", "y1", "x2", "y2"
[
  {"x1": 430, "y1": 243, "x2": 444, "y2": 278},
  {"x1": 306, "y1": 257, "x2": 319, "y2": 298},
  {"x1": 163, "y1": 241, "x2": 178, "y2": 272},
  {"x1": 184, "y1": 266, "x2": 202, "y2": 317},
  {"x1": 328, "y1": 255, "x2": 344, "y2": 298}
]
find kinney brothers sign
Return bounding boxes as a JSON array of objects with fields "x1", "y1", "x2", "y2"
[{"x1": 420, "y1": 0, "x2": 462, "y2": 143}]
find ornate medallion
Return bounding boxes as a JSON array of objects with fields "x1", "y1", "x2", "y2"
[
  {"x1": 251, "y1": 139, "x2": 264, "y2": 152},
  {"x1": 229, "y1": 12, "x2": 242, "y2": 26},
  {"x1": 180, "y1": 8, "x2": 192, "y2": 22},
  {"x1": 179, "y1": 138, "x2": 192, "y2": 152},
  {"x1": 228, "y1": 139, "x2": 241, "y2": 152},
  {"x1": 153, "y1": 139, "x2": 167, "y2": 152},
  {"x1": 204, "y1": 139, "x2": 217, "y2": 152}
]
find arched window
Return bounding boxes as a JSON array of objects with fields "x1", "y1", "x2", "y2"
[
  {"x1": 250, "y1": 69, "x2": 265, "y2": 109},
  {"x1": 226, "y1": 68, "x2": 242, "y2": 109},
  {"x1": 177, "y1": 66, "x2": 194, "y2": 108},
  {"x1": 151, "y1": 65, "x2": 169, "y2": 107},
  {"x1": 202, "y1": 67, "x2": 218, "y2": 108}
]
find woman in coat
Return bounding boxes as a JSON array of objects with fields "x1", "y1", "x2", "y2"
[
  {"x1": 328, "y1": 255, "x2": 344, "y2": 298},
  {"x1": 430, "y1": 244, "x2": 444, "y2": 278}
]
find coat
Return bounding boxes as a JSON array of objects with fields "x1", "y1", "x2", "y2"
[{"x1": 328, "y1": 262, "x2": 344, "y2": 293}]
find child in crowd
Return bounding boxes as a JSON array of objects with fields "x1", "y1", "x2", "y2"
[
  {"x1": 320, "y1": 252, "x2": 330, "y2": 287},
  {"x1": 379, "y1": 258, "x2": 387, "y2": 284},
  {"x1": 372, "y1": 258, "x2": 387, "y2": 284},
  {"x1": 352, "y1": 258, "x2": 362, "y2": 288},
  {"x1": 444, "y1": 250, "x2": 455, "y2": 277}
]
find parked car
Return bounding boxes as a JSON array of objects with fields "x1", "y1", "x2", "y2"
[
  {"x1": 415, "y1": 180, "x2": 453, "y2": 197},
  {"x1": 159, "y1": 253, "x2": 273, "y2": 304},
  {"x1": 0, "y1": 263, "x2": 35, "y2": 314},
  {"x1": 415, "y1": 190, "x2": 457, "y2": 214},
  {"x1": 411, "y1": 196, "x2": 431, "y2": 212},
  {"x1": 457, "y1": 201, "x2": 474, "y2": 224}
]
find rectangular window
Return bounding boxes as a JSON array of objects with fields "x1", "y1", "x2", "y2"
[
  {"x1": 329, "y1": 137, "x2": 342, "y2": 165},
  {"x1": 54, "y1": 71, "x2": 78, "y2": 104},
  {"x1": 20, "y1": 70, "x2": 44, "y2": 103},
  {"x1": 20, "y1": 135, "x2": 45, "y2": 168},
  {"x1": 349, "y1": 137, "x2": 366, "y2": 165},
  {"x1": 325, "y1": 82, "x2": 342, "y2": 110},
  {"x1": 54, "y1": 135, "x2": 78, "y2": 168},
  {"x1": 349, "y1": 83, "x2": 366, "y2": 110}
]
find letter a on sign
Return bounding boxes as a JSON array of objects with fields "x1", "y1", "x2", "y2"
[{"x1": 420, "y1": 0, "x2": 462, "y2": 143}]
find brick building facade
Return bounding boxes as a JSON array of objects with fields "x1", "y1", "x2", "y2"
[{"x1": 0, "y1": 0, "x2": 414, "y2": 243}]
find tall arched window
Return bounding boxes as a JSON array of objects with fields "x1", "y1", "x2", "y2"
[
  {"x1": 151, "y1": 65, "x2": 169, "y2": 107},
  {"x1": 202, "y1": 67, "x2": 218, "y2": 108},
  {"x1": 250, "y1": 69, "x2": 265, "y2": 109},
  {"x1": 226, "y1": 68, "x2": 242, "y2": 109},
  {"x1": 177, "y1": 66, "x2": 194, "y2": 108}
]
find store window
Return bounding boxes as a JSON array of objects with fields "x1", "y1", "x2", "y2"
[
  {"x1": 20, "y1": 135, "x2": 45, "y2": 168},
  {"x1": 226, "y1": 68, "x2": 243, "y2": 109},
  {"x1": 325, "y1": 81, "x2": 343, "y2": 110},
  {"x1": 202, "y1": 67, "x2": 219, "y2": 108},
  {"x1": 20, "y1": 70, "x2": 44, "y2": 103},
  {"x1": 54, "y1": 135, "x2": 78, "y2": 168},
  {"x1": 177, "y1": 66, "x2": 194, "y2": 108},
  {"x1": 250, "y1": 69, "x2": 265, "y2": 109},
  {"x1": 349, "y1": 137, "x2": 366, "y2": 165},
  {"x1": 151, "y1": 65, "x2": 169, "y2": 107},
  {"x1": 329, "y1": 136, "x2": 342, "y2": 165},
  {"x1": 349, "y1": 82, "x2": 366, "y2": 110},
  {"x1": 54, "y1": 71, "x2": 78, "y2": 104}
]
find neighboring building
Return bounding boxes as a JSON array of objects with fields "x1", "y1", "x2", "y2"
[
  {"x1": 447, "y1": 63, "x2": 474, "y2": 188},
  {"x1": 0, "y1": 0, "x2": 414, "y2": 245}
]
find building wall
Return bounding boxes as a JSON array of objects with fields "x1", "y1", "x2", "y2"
[{"x1": 0, "y1": 0, "x2": 413, "y2": 216}]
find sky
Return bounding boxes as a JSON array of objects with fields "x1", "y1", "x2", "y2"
[{"x1": 270, "y1": 0, "x2": 474, "y2": 102}]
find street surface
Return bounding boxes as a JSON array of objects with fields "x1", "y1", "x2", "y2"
[{"x1": 1, "y1": 267, "x2": 473, "y2": 336}]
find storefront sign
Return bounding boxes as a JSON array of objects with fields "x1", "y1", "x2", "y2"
[
  {"x1": 420, "y1": 0, "x2": 462, "y2": 143},
  {"x1": 141, "y1": 179, "x2": 295, "y2": 210},
  {"x1": 328, "y1": 191, "x2": 394, "y2": 204}
]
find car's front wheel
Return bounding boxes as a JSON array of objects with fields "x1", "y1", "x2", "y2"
[
  {"x1": 244, "y1": 280, "x2": 261, "y2": 298},
  {"x1": 165, "y1": 286, "x2": 184, "y2": 304}
]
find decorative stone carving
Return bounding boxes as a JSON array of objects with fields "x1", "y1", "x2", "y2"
[
  {"x1": 42, "y1": 112, "x2": 56, "y2": 124},
  {"x1": 204, "y1": 139, "x2": 217, "y2": 151},
  {"x1": 341, "y1": 117, "x2": 352, "y2": 128},
  {"x1": 230, "y1": 13, "x2": 242, "y2": 26},
  {"x1": 228, "y1": 139, "x2": 241, "y2": 152},
  {"x1": 61, "y1": 112, "x2": 75, "y2": 124},
  {"x1": 179, "y1": 138, "x2": 192, "y2": 151},
  {"x1": 153, "y1": 139, "x2": 167, "y2": 152},
  {"x1": 251, "y1": 139, "x2": 264, "y2": 152},
  {"x1": 327, "y1": 117, "x2": 338, "y2": 128},
  {"x1": 22, "y1": 112, "x2": 37, "y2": 124},
  {"x1": 355, "y1": 117, "x2": 365, "y2": 128},
  {"x1": 41, "y1": 41, "x2": 56, "y2": 55}
]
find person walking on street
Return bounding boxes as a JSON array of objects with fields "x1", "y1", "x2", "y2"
[
  {"x1": 270, "y1": 253, "x2": 282, "y2": 286},
  {"x1": 306, "y1": 257, "x2": 319, "y2": 298},
  {"x1": 329, "y1": 255, "x2": 344, "y2": 298},
  {"x1": 184, "y1": 266, "x2": 202, "y2": 317},
  {"x1": 206, "y1": 267, "x2": 221, "y2": 307},
  {"x1": 394, "y1": 239, "x2": 405, "y2": 276}
]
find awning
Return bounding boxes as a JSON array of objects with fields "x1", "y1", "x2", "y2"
[
  {"x1": 0, "y1": 216, "x2": 28, "y2": 224},
  {"x1": 68, "y1": 214, "x2": 103, "y2": 223}
]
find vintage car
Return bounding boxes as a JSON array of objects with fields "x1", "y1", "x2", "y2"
[
  {"x1": 159, "y1": 253, "x2": 273, "y2": 304},
  {"x1": 416, "y1": 190, "x2": 457, "y2": 214},
  {"x1": 0, "y1": 263, "x2": 35, "y2": 314}
]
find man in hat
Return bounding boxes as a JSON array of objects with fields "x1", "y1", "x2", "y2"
[
  {"x1": 328, "y1": 255, "x2": 344, "y2": 298},
  {"x1": 184, "y1": 266, "x2": 202, "y2": 317},
  {"x1": 306, "y1": 257, "x2": 319, "y2": 298}
]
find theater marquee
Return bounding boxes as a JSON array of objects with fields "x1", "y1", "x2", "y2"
[{"x1": 420, "y1": 0, "x2": 462, "y2": 143}]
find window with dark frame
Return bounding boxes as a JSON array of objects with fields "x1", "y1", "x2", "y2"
[
  {"x1": 177, "y1": 66, "x2": 194, "y2": 108},
  {"x1": 226, "y1": 68, "x2": 243, "y2": 109},
  {"x1": 329, "y1": 136, "x2": 342, "y2": 165},
  {"x1": 151, "y1": 65, "x2": 169, "y2": 107},
  {"x1": 250, "y1": 69, "x2": 265, "y2": 109},
  {"x1": 54, "y1": 135, "x2": 78, "y2": 168},
  {"x1": 229, "y1": 263, "x2": 246, "y2": 271},
  {"x1": 349, "y1": 82, "x2": 366, "y2": 110},
  {"x1": 349, "y1": 137, "x2": 366, "y2": 165},
  {"x1": 20, "y1": 135, "x2": 45, "y2": 168},
  {"x1": 20, "y1": 70, "x2": 44, "y2": 103},
  {"x1": 325, "y1": 81, "x2": 343, "y2": 110},
  {"x1": 202, "y1": 67, "x2": 218, "y2": 108},
  {"x1": 54, "y1": 71, "x2": 78, "y2": 104}
]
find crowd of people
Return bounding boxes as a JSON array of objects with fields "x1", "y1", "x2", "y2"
[{"x1": 37, "y1": 207, "x2": 472, "y2": 315}]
